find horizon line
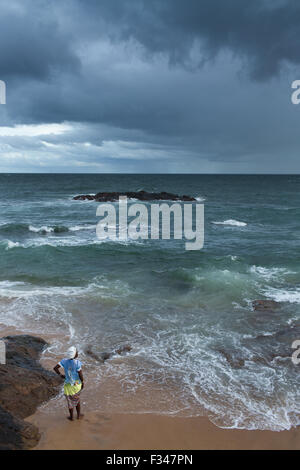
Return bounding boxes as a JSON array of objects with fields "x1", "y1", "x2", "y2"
[{"x1": 0, "y1": 172, "x2": 300, "y2": 176}]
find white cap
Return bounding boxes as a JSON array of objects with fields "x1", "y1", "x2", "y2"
[{"x1": 66, "y1": 346, "x2": 77, "y2": 359}]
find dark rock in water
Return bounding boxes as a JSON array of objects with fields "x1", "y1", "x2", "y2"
[
  {"x1": 100, "y1": 351, "x2": 111, "y2": 362},
  {"x1": 73, "y1": 191, "x2": 196, "y2": 202},
  {"x1": 84, "y1": 347, "x2": 102, "y2": 362},
  {"x1": 73, "y1": 194, "x2": 95, "y2": 201},
  {"x1": 252, "y1": 300, "x2": 280, "y2": 312},
  {"x1": 85, "y1": 344, "x2": 132, "y2": 363},
  {"x1": 217, "y1": 322, "x2": 300, "y2": 371},
  {"x1": 0, "y1": 335, "x2": 61, "y2": 450},
  {"x1": 249, "y1": 323, "x2": 300, "y2": 363},
  {"x1": 115, "y1": 344, "x2": 132, "y2": 355},
  {"x1": 216, "y1": 348, "x2": 245, "y2": 369}
]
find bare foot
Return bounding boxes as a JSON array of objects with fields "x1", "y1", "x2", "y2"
[
  {"x1": 77, "y1": 414, "x2": 84, "y2": 420},
  {"x1": 67, "y1": 416, "x2": 74, "y2": 421}
]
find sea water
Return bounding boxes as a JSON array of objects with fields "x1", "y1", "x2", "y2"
[{"x1": 0, "y1": 174, "x2": 299, "y2": 430}]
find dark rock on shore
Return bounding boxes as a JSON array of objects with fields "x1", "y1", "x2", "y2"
[
  {"x1": 0, "y1": 335, "x2": 62, "y2": 450},
  {"x1": 73, "y1": 190, "x2": 196, "y2": 202},
  {"x1": 0, "y1": 407, "x2": 40, "y2": 451},
  {"x1": 85, "y1": 344, "x2": 132, "y2": 363}
]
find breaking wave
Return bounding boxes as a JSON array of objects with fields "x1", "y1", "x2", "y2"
[{"x1": 212, "y1": 219, "x2": 247, "y2": 227}]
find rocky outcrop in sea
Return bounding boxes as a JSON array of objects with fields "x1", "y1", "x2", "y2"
[{"x1": 73, "y1": 190, "x2": 196, "y2": 202}]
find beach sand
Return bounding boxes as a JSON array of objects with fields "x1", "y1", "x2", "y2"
[
  {"x1": 2, "y1": 326, "x2": 299, "y2": 450},
  {"x1": 27, "y1": 409, "x2": 300, "y2": 450}
]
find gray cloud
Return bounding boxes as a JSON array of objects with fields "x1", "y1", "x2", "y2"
[
  {"x1": 0, "y1": 1, "x2": 79, "y2": 81},
  {"x1": 74, "y1": 0, "x2": 300, "y2": 80},
  {"x1": 0, "y1": 0, "x2": 299, "y2": 173}
]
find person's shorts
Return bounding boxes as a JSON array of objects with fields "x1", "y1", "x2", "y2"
[
  {"x1": 65, "y1": 391, "x2": 81, "y2": 409},
  {"x1": 64, "y1": 382, "x2": 82, "y2": 409}
]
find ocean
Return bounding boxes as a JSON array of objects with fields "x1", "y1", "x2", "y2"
[{"x1": 0, "y1": 173, "x2": 299, "y2": 430}]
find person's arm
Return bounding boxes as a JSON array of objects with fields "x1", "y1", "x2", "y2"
[
  {"x1": 78, "y1": 369, "x2": 84, "y2": 389},
  {"x1": 53, "y1": 363, "x2": 65, "y2": 379}
]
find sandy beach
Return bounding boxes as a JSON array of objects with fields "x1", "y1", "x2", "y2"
[
  {"x1": 1, "y1": 327, "x2": 299, "y2": 450},
  {"x1": 27, "y1": 409, "x2": 300, "y2": 450}
]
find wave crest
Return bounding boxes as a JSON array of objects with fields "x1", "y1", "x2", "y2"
[{"x1": 212, "y1": 219, "x2": 247, "y2": 227}]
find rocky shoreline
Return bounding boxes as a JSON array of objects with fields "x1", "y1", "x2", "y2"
[
  {"x1": 0, "y1": 335, "x2": 62, "y2": 450},
  {"x1": 73, "y1": 190, "x2": 196, "y2": 202}
]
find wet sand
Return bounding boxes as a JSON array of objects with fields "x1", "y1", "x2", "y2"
[
  {"x1": 27, "y1": 408, "x2": 300, "y2": 450},
  {"x1": 2, "y1": 326, "x2": 299, "y2": 450}
]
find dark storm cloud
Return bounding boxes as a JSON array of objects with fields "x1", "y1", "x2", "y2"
[
  {"x1": 0, "y1": 1, "x2": 79, "y2": 81},
  {"x1": 0, "y1": 0, "x2": 299, "y2": 172},
  {"x1": 76, "y1": 0, "x2": 300, "y2": 80},
  {"x1": 2, "y1": 0, "x2": 300, "y2": 83}
]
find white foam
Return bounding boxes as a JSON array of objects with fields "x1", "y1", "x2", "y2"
[
  {"x1": 5, "y1": 240, "x2": 20, "y2": 250},
  {"x1": 0, "y1": 282, "x2": 94, "y2": 299},
  {"x1": 1, "y1": 232, "x2": 145, "y2": 249},
  {"x1": 123, "y1": 327, "x2": 300, "y2": 430},
  {"x1": 0, "y1": 277, "x2": 129, "y2": 301},
  {"x1": 264, "y1": 286, "x2": 300, "y2": 304},
  {"x1": 0, "y1": 280, "x2": 298, "y2": 431},
  {"x1": 29, "y1": 225, "x2": 54, "y2": 233},
  {"x1": 212, "y1": 219, "x2": 247, "y2": 227},
  {"x1": 0, "y1": 280, "x2": 26, "y2": 288},
  {"x1": 69, "y1": 224, "x2": 96, "y2": 231},
  {"x1": 250, "y1": 265, "x2": 291, "y2": 281}
]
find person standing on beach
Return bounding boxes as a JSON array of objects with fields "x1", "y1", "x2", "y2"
[{"x1": 54, "y1": 346, "x2": 84, "y2": 421}]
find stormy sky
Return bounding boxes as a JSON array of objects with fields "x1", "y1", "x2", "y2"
[{"x1": 0, "y1": 0, "x2": 299, "y2": 173}]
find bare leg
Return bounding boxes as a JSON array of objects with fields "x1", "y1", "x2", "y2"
[
  {"x1": 76, "y1": 402, "x2": 84, "y2": 419},
  {"x1": 67, "y1": 408, "x2": 74, "y2": 421}
]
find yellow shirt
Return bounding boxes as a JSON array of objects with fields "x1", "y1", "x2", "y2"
[{"x1": 64, "y1": 381, "x2": 82, "y2": 396}]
